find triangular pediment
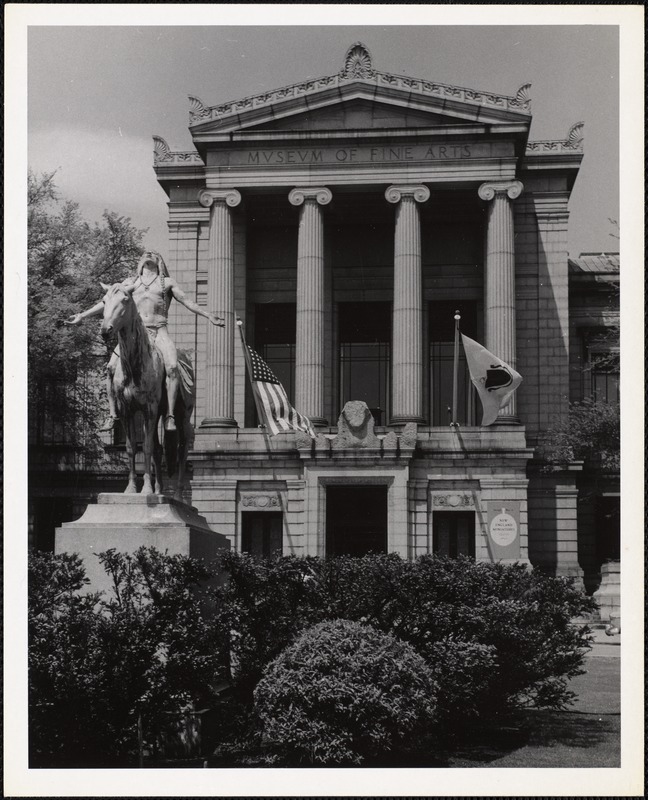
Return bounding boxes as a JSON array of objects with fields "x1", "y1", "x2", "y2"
[
  {"x1": 247, "y1": 98, "x2": 476, "y2": 132},
  {"x1": 188, "y1": 43, "x2": 532, "y2": 141}
]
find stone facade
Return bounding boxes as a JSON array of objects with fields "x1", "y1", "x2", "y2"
[{"x1": 147, "y1": 43, "x2": 592, "y2": 578}]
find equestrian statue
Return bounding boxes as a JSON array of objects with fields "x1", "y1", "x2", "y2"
[{"x1": 65, "y1": 251, "x2": 224, "y2": 498}]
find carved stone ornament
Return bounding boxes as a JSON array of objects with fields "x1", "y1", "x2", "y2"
[
  {"x1": 341, "y1": 42, "x2": 374, "y2": 80},
  {"x1": 525, "y1": 122, "x2": 585, "y2": 154},
  {"x1": 332, "y1": 401, "x2": 380, "y2": 449},
  {"x1": 240, "y1": 494, "x2": 281, "y2": 509},
  {"x1": 478, "y1": 180, "x2": 524, "y2": 202},
  {"x1": 565, "y1": 121, "x2": 585, "y2": 149},
  {"x1": 385, "y1": 185, "x2": 431, "y2": 205},
  {"x1": 288, "y1": 187, "x2": 332, "y2": 207},
  {"x1": 188, "y1": 43, "x2": 528, "y2": 129},
  {"x1": 153, "y1": 135, "x2": 173, "y2": 163},
  {"x1": 512, "y1": 83, "x2": 532, "y2": 107},
  {"x1": 198, "y1": 189, "x2": 242, "y2": 208},
  {"x1": 432, "y1": 493, "x2": 475, "y2": 508},
  {"x1": 153, "y1": 135, "x2": 203, "y2": 166},
  {"x1": 188, "y1": 94, "x2": 212, "y2": 123}
]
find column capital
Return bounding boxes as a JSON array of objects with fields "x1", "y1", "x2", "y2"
[
  {"x1": 198, "y1": 188, "x2": 242, "y2": 208},
  {"x1": 288, "y1": 187, "x2": 332, "y2": 207},
  {"x1": 385, "y1": 185, "x2": 430, "y2": 204},
  {"x1": 478, "y1": 180, "x2": 524, "y2": 202}
]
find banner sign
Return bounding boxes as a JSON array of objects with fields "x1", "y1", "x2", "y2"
[{"x1": 486, "y1": 501, "x2": 521, "y2": 560}]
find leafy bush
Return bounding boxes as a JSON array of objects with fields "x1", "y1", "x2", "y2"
[
  {"x1": 29, "y1": 548, "x2": 224, "y2": 766},
  {"x1": 211, "y1": 552, "x2": 595, "y2": 725},
  {"x1": 209, "y1": 552, "x2": 325, "y2": 700},
  {"x1": 253, "y1": 619, "x2": 438, "y2": 765}
]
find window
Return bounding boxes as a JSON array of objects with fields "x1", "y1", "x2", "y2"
[
  {"x1": 339, "y1": 302, "x2": 391, "y2": 425},
  {"x1": 241, "y1": 512, "x2": 283, "y2": 559},
  {"x1": 433, "y1": 511, "x2": 475, "y2": 558},
  {"x1": 249, "y1": 304, "x2": 296, "y2": 427},
  {"x1": 585, "y1": 339, "x2": 619, "y2": 404},
  {"x1": 429, "y1": 301, "x2": 478, "y2": 426}
]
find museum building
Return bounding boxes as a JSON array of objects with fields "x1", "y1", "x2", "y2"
[{"x1": 31, "y1": 44, "x2": 619, "y2": 600}]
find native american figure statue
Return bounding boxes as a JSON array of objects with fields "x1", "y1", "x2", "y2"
[{"x1": 65, "y1": 251, "x2": 224, "y2": 498}]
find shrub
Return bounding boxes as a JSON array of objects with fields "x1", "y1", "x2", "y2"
[
  {"x1": 211, "y1": 552, "x2": 595, "y2": 725},
  {"x1": 253, "y1": 619, "x2": 438, "y2": 765},
  {"x1": 423, "y1": 639, "x2": 498, "y2": 729},
  {"x1": 29, "y1": 548, "x2": 225, "y2": 766}
]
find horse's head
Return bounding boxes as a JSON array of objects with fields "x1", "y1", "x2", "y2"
[{"x1": 100, "y1": 282, "x2": 136, "y2": 341}]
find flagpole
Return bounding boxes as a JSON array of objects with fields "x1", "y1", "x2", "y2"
[
  {"x1": 451, "y1": 310, "x2": 461, "y2": 428},
  {"x1": 236, "y1": 317, "x2": 267, "y2": 432}
]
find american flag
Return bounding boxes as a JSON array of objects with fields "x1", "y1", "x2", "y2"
[{"x1": 245, "y1": 344, "x2": 316, "y2": 438}]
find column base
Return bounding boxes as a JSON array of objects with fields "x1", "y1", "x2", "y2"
[
  {"x1": 491, "y1": 415, "x2": 521, "y2": 425},
  {"x1": 554, "y1": 562, "x2": 585, "y2": 591},
  {"x1": 310, "y1": 417, "x2": 328, "y2": 427},
  {"x1": 199, "y1": 417, "x2": 238, "y2": 429},
  {"x1": 389, "y1": 416, "x2": 425, "y2": 426}
]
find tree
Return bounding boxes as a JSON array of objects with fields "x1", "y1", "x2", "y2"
[
  {"x1": 540, "y1": 399, "x2": 620, "y2": 472},
  {"x1": 28, "y1": 170, "x2": 147, "y2": 451}
]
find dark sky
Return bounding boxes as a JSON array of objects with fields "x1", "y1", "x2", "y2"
[{"x1": 28, "y1": 24, "x2": 620, "y2": 258}]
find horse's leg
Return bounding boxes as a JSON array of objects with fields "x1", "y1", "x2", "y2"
[
  {"x1": 152, "y1": 415, "x2": 164, "y2": 495},
  {"x1": 174, "y1": 412, "x2": 186, "y2": 502},
  {"x1": 124, "y1": 414, "x2": 138, "y2": 494},
  {"x1": 140, "y1": 410, "x2": 154, "y2": 495}
]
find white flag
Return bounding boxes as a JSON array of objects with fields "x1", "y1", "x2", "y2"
[{"x1": 461, "y1": 335, "x2": 522, "y2": 426}]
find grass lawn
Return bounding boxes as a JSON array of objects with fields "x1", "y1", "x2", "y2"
[{"x1": 448, "y1": 654, "x2": 620, "y2": 768}]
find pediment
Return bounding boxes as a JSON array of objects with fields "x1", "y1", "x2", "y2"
[
  {"x1": 188, "y1": 43, "x2": 532, "y2": 141},
  {"x1": 248, "y1": 98, "x2": 474, "y2": 132}
]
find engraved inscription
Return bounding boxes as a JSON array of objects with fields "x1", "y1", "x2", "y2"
[{"x1": 209, "y1": 141, "x2": 506, "y2": 169}]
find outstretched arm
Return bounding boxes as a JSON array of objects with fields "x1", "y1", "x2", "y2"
[
  {"x1": 64, "y1": 300, "x2": 105, "y2": 326},
  {"x1": 170, "y1": 282, "x2": 225, "y2": 327}
]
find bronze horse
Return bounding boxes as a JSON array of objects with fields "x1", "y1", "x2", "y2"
[{"x1": 100, "y1": 282, "x2": 195, "y2": 499}]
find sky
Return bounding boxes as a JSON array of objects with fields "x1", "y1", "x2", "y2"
[{"x1": 27, "y1": 24, "x2": 621, "y2": 259}]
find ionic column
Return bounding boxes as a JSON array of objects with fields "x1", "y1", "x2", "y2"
[
  {"x1": 289, "y1": 187, "x2": 332, "y2": 426},
  {"x1": 478, "y1": 180, "x2": 523, "y2": 421},
  {"x1": 385, "y1": 184, "x2": 430, "y2": 424},
  {"x1": 198, "y1": 188, "x2": 242, "y2": 427}
]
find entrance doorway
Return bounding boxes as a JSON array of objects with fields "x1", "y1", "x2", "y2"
[
  {"x1": 433, "y1": 511, "x2": 475, "y2": 557},
  {"x1": 326, "y1": 486, "x2": 388, "y2": 557},
  {"x1": 241, "y1": 512, "x2": 283, "y2": 559}
]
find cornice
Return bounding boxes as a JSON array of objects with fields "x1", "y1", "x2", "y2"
[
  {"x1": 525, "y1": 122, "x2": 584, "y2": 155},
  {"x1": 187, "y1": 43, "x2": 531, "y2": 130},
  {"x1": 153, "y1": 135, "x2": 204, "y2": 167}
]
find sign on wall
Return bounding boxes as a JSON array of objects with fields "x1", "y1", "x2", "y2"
[
  {"x1": 208, "y1": 141, "x2": 512, "y2": 168},
  {"x1": 486, "y1": 501, "x2": 521, "y2": 560}
]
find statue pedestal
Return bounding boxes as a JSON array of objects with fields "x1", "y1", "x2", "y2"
[{"x1": 55, "y1": 494, "x2": 230, "y2": 597}]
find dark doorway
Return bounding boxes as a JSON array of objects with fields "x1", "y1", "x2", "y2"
[
  {"x1": 241, "y1": 512, "x2": 283, "y2": 559},
  {"x1": 433, "y1": 511, "x2": 475, "y2": 558},
  {"x1": 326, "y1": 486, "x2": 388, "y2": 557}
]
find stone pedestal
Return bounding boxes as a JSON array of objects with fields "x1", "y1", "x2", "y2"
[
  {"x1": 593, "y1": 560, "x2": 621, "y2": 623},
  {"x1": 55, "y1": 494, "x2": 230, "y2": 597}
]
